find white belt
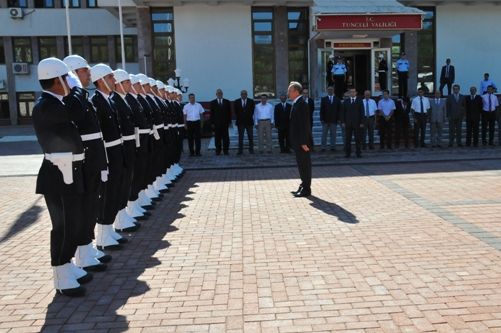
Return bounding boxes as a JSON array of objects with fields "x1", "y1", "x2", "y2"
[
  {"x1": 122, "y1": 134, "x2": 135, "y2": 141},
  {"x1": 80, "y1": 132, "x2": 102, "y2": 141},
  {"x1": 104, "y1": 138, "x2": 122, "y2": 148},
  {"x1": 154, "y1": 124, "x2": 163, "y2": 130},
  {"x1": 176, "y1": 124, "x2": 184, "y2": 128},
  {"x1": 45, "y1": 153, "x2": 85, "y2": 162},
  {"x1": 163, "y1": 125, "x2": 170, "y2": 129},
  {"x1": 138, "y1": 129, "x2": 150, "y2": 134}
]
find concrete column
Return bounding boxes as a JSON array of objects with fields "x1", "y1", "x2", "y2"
[
  {"x1": 136, "y1": 6, "x2": 152, "y2": 76},
  {"x1": 273, "y1": 6, "x2": 288, "y2": 97},
  {"x1": 309, "y1": 38, "x2": 322, "y2": 99},
  {"x1": 4, "y1": 37, "x2": 17, "y2": 125},
  {"x1": 31, "y1": 37, "x2": 40, "y2": 64},
  {"x1": 82, "y1": 36, "x2": 91, "y2": 62},
  {"x1": 404, "y1": 31, "x2": 418, "y2": 97},
  {"x1": 56, "y1": 36, "x2": 65, "y2": 59},
  {"x1": 108, "y1": 35, "x2": 116, "y2": 69},
  {"x1": 0, "y1": 0, "x2": 7, "y2": 8}
]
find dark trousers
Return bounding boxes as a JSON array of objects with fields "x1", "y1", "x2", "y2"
[
  {"x1": 238, "y1": 125, "x2": 254, "y2": 153},
  {"x1": 448, "y1": 118, "x2": 463, "y2": 146},
  {"x1": 439, "y1": 79, "x2": 453, "y2": 96},
  {"x1": 278, "y1": 128, "x2": 290, "y2": 152},
  {"x1": 103, "y1": 148, "x2": 124, "y2": 225},
  {"x1": 130, "y1": 137, "x2": 149, "y2": 201},
  {"x1": 465, "y1": 117, "x2": 480, "y2": 146},
  {"x1": 363, "y1": 116, "x2": 375, "y2": 149},
  {"x1": 214, "y1": 126, "x2": 230, "y2": 154},
  {"x1": 379, "y1": 72, "x2": 387, "y2": 91},
  {"x1": 379, "y1": 116, "x2": 393, "y2": 149},
  {"x1": 398, "y1": 71, "x2": 408, "y2": 97},
  {"x1": 79, "y1": 182, "x2": 105, "y2": 245},
  {"x1": 294, "y1": 148, "x2": 311, "y2": 190},
  {"x1": 186, "y1": 121, "x2": 201, "y2": 155},
  {"x1": 481, "y1": 111, "x2": 496, "y2": 144},
  {"x1": 344, "y1": 125, "x2": 362, "y2": 156},
  {"x1": 175, "y1": 128, "x2": 184, "y2": 163},
  {"x1": 147, "y1": 135, "x2": 158, "y2": 184},
  {"x1": 413, "y1": 113, "x2": 427, "y2": 147},
  {"x1": 45, "y1": 192, "x2": 85, "y2": 266},
  {"x1": 395, "y1": 117, "x2": 410, "y2": 148},
  {"x1": 333, "y1": 75, "x2": 345, "y2": 98}
]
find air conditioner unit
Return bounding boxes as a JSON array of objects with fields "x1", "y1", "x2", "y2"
[
  {"x1": 13, "y1": 63, "x2": 30, "y2": 75},
  {"x1": 9, "y1": 7, "x2": 24, "y2": 19}
]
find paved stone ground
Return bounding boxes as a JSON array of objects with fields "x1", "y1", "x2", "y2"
[{"x1": 0, "y1": 158, "x2": 500, "y2": 333}]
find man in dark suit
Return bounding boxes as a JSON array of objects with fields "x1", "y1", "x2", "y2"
[
  {"x1": 465, "y1": 86, "x2": 483, "y2": 147},
  {"x1": 210, "y1": 89, "x2": 232, "y2": 155},
  {"x1": 439, "y1": 58, "x2": 455, "y2": 97},
  {"x1": 233, "y1": 90, "x2": 255, "y2": 154},
  {"x1": 288, "y1": 82, "x2": 312, "y2": 198},
  {"x1": 274, "y1": 93, "x2": 292, "y2": 153},
  {"x1": 446, "y1": 84, "x2": 466, "y2": 147},
  {"x1": 302, "y1": 88, "x2": 315, "y2": 150},
  {"x1": 320, "y1": 86, "x2": 342, "y2": 151},
  {"x1": 341, "y1": 89, "x2": 364, "y2": 158},
  {"x1": 33, "y1": 58, "x2": 90, "y2": 297}
]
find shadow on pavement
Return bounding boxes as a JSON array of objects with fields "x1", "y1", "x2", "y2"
[
  {"x1": 307, "y1": 195, "x2": 359, "y2": 224},
  {"x1": 0, "y1": 197, "x2": 43, "y2": 244}
]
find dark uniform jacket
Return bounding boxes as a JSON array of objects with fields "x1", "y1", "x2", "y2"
[
  {"x1": 304, "y1": 97, "x2": 315, "y2": 128},
  {"x1": 341, "y1": 98, "x2": 365, "y2": 127},
  {"x1": 320, "y1": 95, "x2": 342, "y2": 124},
  {"x1": 209, "y1": 98, "x2": 232, "y2": 128},
  {"x1": 126, "y1": 93, "x2": 151, "y2": 153},
  {"x1": 33, "y1": 92, "x2": 85, "y2": 195},
  {"x1": 111, "y1": 93, "x2": 136, "y2": 167},
  {"x1": 234, "y1": 98, "x2": 255, "y2": 127},
  {"x1": 274, "y1": 102, "x2": 291, "y2": 130},
  {"x1": 289, "y1": 97, "x2": 312, "y2": 150},
  {"x1": 465, "y1": 95, "x2": 483, "y2": 121},
  {"x1": 446, "y1": 94, "x2": 466, "y2": 120}
]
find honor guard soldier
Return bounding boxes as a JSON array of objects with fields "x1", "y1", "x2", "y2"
[
  {"x1": 90, "y1": 64, "x2": 128, "y2": 250},
  {"x1": 396, "y1": 52, "x2": 410, "y2": 97},
  {"x1": 63, "y1": 55, "x2": 111, "y2": 270},
  {"x1": 33, "y1": 57, "x2": 91, "y2": 296},
  {"x1": 172, "y1": 88, "x2": 185, "y2": 177},
  {"x1": 111, "y1": 69, "x2": 142, "y2": 232},
  {"x1": 156, "y1": 81, "x2": 177, "y2": 185},
  {"x1": 125, "y1": 74, "x2": 154, "y2": 215},
  {"x1": 332, "y1": 57, "x2": 347, "y2": 99}
]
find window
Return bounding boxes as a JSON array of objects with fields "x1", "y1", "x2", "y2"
[
  {"x1": 64, "y1": 36, "x2": 84, "y2": 57},
  {"x1": 17, "y1": 92, "x2": 36, "y2": 119},
  {"x1": 86, "y1": 0, "x2": 97, "y2": 7},
  {"x1": 416, "y1": 7, "x2": 436, "y2": 93},
  {"x1": 39, "y1": 37, "x2": 58, "y2": 59},
  {"x1": 34, "y1": 0, "x2": 54, "y2": 8},
  {"x1": 0, "y1": 38, "x2": 5, "y2": 64},
  {"x1": 7, "y1": 0, "x2": 28, "y2": 7},
  {"x1": 0, "y1": 94, "x2": 9, "y2": 120},
  {"x1": 391, "y1": 34, "x2": 402, "y2": 95},
  {"x1": 288, "y1": 8, "x2": 309, "y2": 87},
  {"x1": 252, "y1": 8, "x2": 275, "y2": 98},
  {"x1": 12, "y1": 38, "x2": 32, "y2": 63},
  {"x1": 151, "y1": 9, "x2": 176, "y2": 81},
  {"x1": 90, "y1": 36, "x2": 108, "y2": 63},
  {"x1": 115, "y1": 35, "x2": 137, "y2": 63},
  {"x1": 60, "y1": 0, "x2": 80, "y2": 8}
]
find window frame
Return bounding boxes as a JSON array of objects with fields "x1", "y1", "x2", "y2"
[
  {"x1": 89, "y1": 36, "x2": 109, "y2": 63},
  {"x1": 12, "y1": 37, "x2": 33, "y2": 64},
  {"x1": 251, "y1": 7, "x2": 276, "y2": 98},
  {"x1": 151, "y1": 8, "x2": 176, "y2": 81}
]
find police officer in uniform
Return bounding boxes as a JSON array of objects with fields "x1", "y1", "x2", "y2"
[
  {"x1": 326, "y1": 55, "x2": 334, "y2": 88},
  {"x1": 33, "y1": 58, "x2": 91, "y2": 296},
  {"x1": 378, "y1": 55, "x2": 388, "y2": 91},
  {"x1": 331, "y1": 57, "x2": 347, "y2": 99},
  {"x1": 90, "y1": 64, "x2": 128, "y2": 250},
  {"x1": 63, "y1": 55, "x2": 111, "y2": 270},
  {"x1": 172, "y1": 89, "x2": 185, "y2": 177},
  {"x1": 396, "y1": 52, "x2": 410, "y2": 97}
]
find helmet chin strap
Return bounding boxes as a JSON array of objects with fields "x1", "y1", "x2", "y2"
[
  {"x1": 131, "y1": 84, "x2": 138, "y2": 95},
  {"x1": 118, "y1": 82, "x2": 125, "y2": 95},
  {"x1": 100, "y1": 77, "x2": 113, "y2": 94},
  {"x1": 58, "y1": 76, "x2": 69, "y2": 96}
]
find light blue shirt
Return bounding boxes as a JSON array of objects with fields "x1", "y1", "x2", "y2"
[
  {"x1": 332, "y1": 64, "x2": 347, "y2": 75},
  {"x1": 396, "y1": 59, "x2": 410, "y2": 72},
  {"x1": 480, "y1": 79, "x2": 497, "y2": 94},
  {"x1": 378, "y1": 98, "x2": 396, "y2": 116}
]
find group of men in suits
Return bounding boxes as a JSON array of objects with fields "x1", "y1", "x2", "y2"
[{"x1": 32, "y1": 55, "x2": 185, "y2": 297}]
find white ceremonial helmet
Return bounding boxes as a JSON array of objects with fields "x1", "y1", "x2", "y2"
[
  {"x1": 129, "y1": 74, "x2": 141, "y2": 85},
  {"x1": 165, "y1": 85, "x2": 175, "y2": 93},
  {"x1": 156, "y1": 80, "x2": 165, "y2": 90},
  {"x1": 63, "y1": 54, "x2": 90, "y2": 72},
  {"x1": 38, "y1": 57, "x2": 69, "y2": 80},
  {"x1": 113, "y1": 69, "x2": 130, "y2": 83},
  {"x1": 136, "y1": 73, "x2": 149, "y2": 85},
  {"x1": 148, "y1": 78, "x2": 157, "y2": 87},
  {"x1": 90, "y1": 63, "x2": 113, "y2": 83},
  {"x1": 174, "y1": 89, "x2": 182, "y2": 95}
]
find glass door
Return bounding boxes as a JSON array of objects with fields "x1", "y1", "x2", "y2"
[
  {"x1": 317, "y1": 48, "x2": 333, "y2": 96},
  {"x1": 371, "y1": 48, "x2": 391, "y2": 96}
]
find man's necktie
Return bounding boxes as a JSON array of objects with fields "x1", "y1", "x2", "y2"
[
  {"x1": 446, "y1": 66, "x2": 449, "y2": 78},
  {"x1": 329, "y1": 96, "x2": 333, "y2": 104},
  {"x1": 282, "y1": 103, "x2": 286, "y2": 110},
  {"x1": 489, "y1": 94, "x2": 492, "y2": 111},
  {"x1": 243, "y1": 100, "x2": 245, "y2": 108},
  {"x1": 420, "y1": 97, "x2": 424, "y2": 113},
  {"x1": 365, "y1": 100, "x2": 369, "y2": 117}
]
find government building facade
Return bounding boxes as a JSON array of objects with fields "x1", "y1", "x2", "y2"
[{"x1": 0, "y1": 0, "x2": 499, "y2": 125}]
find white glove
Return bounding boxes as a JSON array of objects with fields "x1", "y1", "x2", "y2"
[
  {"x1": 101, "y1": 169, "x2": 109, "y2": 182},
  {"x1": 47, "y1": 152, "x2": 74, "y2": 185},
  {"x1": 153, "y1": 127, "x2": 160, "y2": 140},
  {"x1": 66, "y1": 71, "x2": 83, "y2": 89},
  {"x1": 135, "y1": 127, "x2": 140, "y2": 148}
]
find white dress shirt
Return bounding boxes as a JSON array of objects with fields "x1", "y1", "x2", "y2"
[
  {"x1": 254, "y1": 102, "x2": 274, "y2": 125},
  {"x1": 411, "y1": 96, "x2": 431, "y2": 113},
  {"x1": 362, "y1": 98, "x2": 378, "y2": 117},
  {"x1": 378, "y1": 98, "x2": 396, "y2": 117},
  {"x1": 42, "y1": 90, "x2": 64, "y2": 104},
  {"x1": 183, "y1": 102, "x2": 204, "y2": 121},
  {"x1": 482, "y1": 93, "x2": 499, "y2": 112}
]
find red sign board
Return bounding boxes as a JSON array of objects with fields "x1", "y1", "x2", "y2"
[
  {"x1": 316, "y1": 14, "x2": 422, "y2": 31},
  {"x1": 334, "y1": 42, "x2": 372, "y2": 49}
]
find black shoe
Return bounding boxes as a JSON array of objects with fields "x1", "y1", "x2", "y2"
[
  {"x1": 116, "y1": 237, "x2": 128, "y2": 244},
  {"x1": 291, "y1": 186, "x2": 303, "y2": 195},
  {"x1": 159, "y1": 188, "x2": 169, "y2": 194},
  {"x1": 294, "y1": 188, "x2": 311, "y2": 198},
  {"x1": 57, "y1": 286, "x2": 86, "y2": 297},
  {"x1": 249, "y1": 150, "x2": 254, "y2": 154},
  {"x1": 237, "y1": 151, "x2": 243, "y2": 155},
  {"x1": 344, "y1": 154, "x2": 350, "y2": 158},
  {"x1": 97, "y1": 254, "x2": 112, "y2": 263},
  {"x1": 458, "y1": 144, "x2": 463, "y2": 147},
  {"x1": 356, "y1": 153, "x2": 362, "y2": 158},
  {"x1": 489, "y1": 142, "x2": 495, "y2": 146},
  {"x1": 115, "y1": 225, "x2": 139, "y2": 233},
  {"x1": 321, "y1": 149, "x2": 326, "y2": 152},
  {"x1": 76, "y1": 272, "x2": 93, "y2": 284},
  {"x1": 196, "y1": 152, "x2": 201, "y2": 156},
  {"x1": 135, "y1": 215, "x2": 148, "y2": 221},
  {"x1": 448, "y1": 144, "x2": 453, "y2": 147},
  {"x1": 141, "y1": 204, "x2": 154, "y2": 210},
  {"x1": 97, "y1": 244, "x2": 123, "y2": 251},
  {"x1": 216, "y1": 152, "x2": 221, "y2": 156},
  {"x1": 421, "y1": 144, "x2": 427, "y2": 148},
  {"x1": 224, "y1": 151, "x2": 229, "y2": 155},
  {"x1": 83, "y1": 263, "x2": 107, "y2": 272}
]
